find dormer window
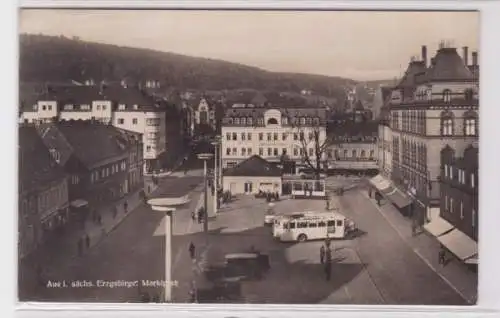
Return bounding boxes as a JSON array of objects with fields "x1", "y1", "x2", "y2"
[
  {"x1": 81, "y1": 104, "x2": 90, "y2": 110},
  {"x1": 443, "y1": 89, "x2": 452, "y2": 102},
  {"x1": 306, "y1": 117, "x2": 312, "y2": 125},
  {"x1": 64, "y1": 104, "x2": 73, "y2": 110},
  {"x1": 300, "y1": 117, "x2": 306, "y2": 125},
  {"x1": 464, "y1": 89, "x2": 474, "y2": 101},
  {"x1": 241, "y1": 117, "x2": 246, "y2": 125},
  {"x1": 258, "y1": 118, "x2": 264, "y2": 125},
  {"x1": 281, "y1": 117, "x2": 288, "y2": 125},
  {"x1": 118, "y1": 104, "x2": 126, "y2": 110},
  {"x1": 133, "y1": 104, "x2": 139, "y2": 110},
  {"x1": 267, "y1": 118, "x2": 278, "y2": 125},
  {"x1": 227, "y1": 118, "x2": 233, "y2": 124},
  {"x1": 313, "y1": 117, "x2": 320, "y2": 125},
  {"x1": 234, "y1": 118, "x2": 240, "y2": 125},
  {"x1": 247, "y1": 117, "x2": 253, "y2": 125},
  {"x1": 32, "y1": 105, "x2": 38, "y2": 111}
]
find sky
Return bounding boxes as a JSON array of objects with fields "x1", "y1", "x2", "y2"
[{"x1": 19, "y1": 10, "x2": 479, "y2": 81}]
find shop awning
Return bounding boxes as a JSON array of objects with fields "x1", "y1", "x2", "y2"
[
  {"x1": 437, "y1": 229, "x2": 478, "y2": 261},
  {"x1": 70, "y1": 199, "x2": 88, "y2": 208},
  {"x1": 424, "y1": 215, "x2": 455, "y2": 237},
  {"x1": 465, "y1": 254, "x2": 478, "y2": 265},
  {"x1": 381, "y1": 186, "x2": 412, "y2": 208},
  {"x1": 369, "y1": 174, "x2": 392, "y2": 191}
]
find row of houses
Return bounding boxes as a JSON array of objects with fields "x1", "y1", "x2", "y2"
[
  {"x1": 18, "y1": 121, "x2": 143, "y2": 259},
  {"x1": 373, "y1": 43, "x2": 479, "y2": 266}
]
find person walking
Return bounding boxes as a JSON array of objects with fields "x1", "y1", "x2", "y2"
[
  {"x1": 123, "y1": 201, "x2": 128, "y2": 213},
  {"x1": 85, "y1": 234, "x2": 90, "y2": 249},
  {"x1": 189, "y1": 242, "x2": 196, "y2": 259},
  {"x1": 191, "y1": 210, "x2": 196, "y2": 221},
  {"x1": 320, "y1": 245, "x2": 325, "y2": 264},
  {"x1": 438, "y1": 246, "x2": 446, "y2": 266}
]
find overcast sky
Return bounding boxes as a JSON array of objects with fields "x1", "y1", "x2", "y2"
[{"x1": 19, "y1": 10, "x2": 479, "y2": 81}]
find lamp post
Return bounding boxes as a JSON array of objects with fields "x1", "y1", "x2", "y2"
[
  {"x1": 147, "y1": 195, "x2": 190, "y2": 303},
  {"x1": 211, "y1": 136, "x2": 221, "y2": 214},
  {"x1": 197, "y1": 153, "x2": 214, "y2": 235}
]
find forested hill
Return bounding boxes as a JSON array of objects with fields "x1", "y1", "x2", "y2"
[{"x1": 20, "y1": 34, "x2": 357, "y2": 99}]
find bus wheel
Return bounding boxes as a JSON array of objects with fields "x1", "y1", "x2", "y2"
[{"x1": 297, "y1": 234, "x2": 308, "y2": 242}]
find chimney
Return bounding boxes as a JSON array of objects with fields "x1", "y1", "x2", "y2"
[
  {"x1": 421, "y1": 45, "x2": 428, "y2": 67},
  {"x1": 462, "y1": 47, "x2": 469, "y2": 66},
  {"x1": 472, "y1": 51, "x2": 478, "y2": 66}
]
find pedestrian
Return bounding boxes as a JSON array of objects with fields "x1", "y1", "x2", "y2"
[
  {"x1": 85, "y1": 235, "x2": 90, "y2": 249},
  {"x1": 141, "y1": 292, "x2": 150, "y2": 303},
  {"x1": 77, "y1": 238, "x2": 83, "y2": 256},
  {"x1": 189, "y1": 288, "x2": 196, "y2": 303},
  {"x1": 197, "y1": 208, "x2": 204, "y2": 224},
  {"x1": 326, "y1": 199, "x2": 330, "y2": 211},
  {"x1": 191, "y1": 210, "x2": 196, "y2": 221},
  {"x1": 152, "y1": 294, "x2": 160, "y2": 303},
  {"x1": 369, "y1": 188, "x2": 372, "y2": 198},
  {"x1": 375, "y1": 192, "x2": 381, "y2": 206},
  {"x1": 320, "y1": 245, "x2": 325, "y2": 264},
  {"x1": 439, "y1": 247, "x2": 446, "y2": 266},
  {"x1": 123, "y1": 201, "x2": 128, "y2": 213},
  {"x1": 189, "y1": 242, "x2": 196, "y2": 259}
]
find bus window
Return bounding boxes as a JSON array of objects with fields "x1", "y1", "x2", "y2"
[
  {"x1": 309, "y1": 223, "x2": 318, "y2": 228},
  {"x1": 336, "y1": 220, "x2": 343, "y2": 226},
  {"x1": 283, "y1": 223, "x2": 289, "y2": 229},
  {"x1": 290, "y1": 222, "x2": 296, "y2": 229},
  {"x1": 297, "y1": 222, "x2": 307, "y2": 228},
  {"x1": 318, "y1": 221, "x2": 326, "y2": 227},
  {"x1": 327, "y1": 220, "x2": 335, "y2": 227}
]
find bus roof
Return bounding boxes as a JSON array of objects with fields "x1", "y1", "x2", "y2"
[{"x1": 283, "y1": 211, "x2": 347, "y2": 221}]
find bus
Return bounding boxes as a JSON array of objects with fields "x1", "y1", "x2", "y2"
[
  {"x1": 277, "y1": 212, "x2": 356, "y2": 242},
  {"x1": 271, "y1": 211, "x2": 336, "y2": 238}
]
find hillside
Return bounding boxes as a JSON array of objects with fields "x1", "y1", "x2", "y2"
[{"x1": 20, "y1": 34, "x2": 358, "y2": 100}]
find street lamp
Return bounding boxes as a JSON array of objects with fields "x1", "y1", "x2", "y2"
[
  {"x1": 147, "y1": 195, "x2": 190, "y2": 303},
  {"x1": 197, "y1": 153, "x2": 214, "y2": 235},
  {"x1": 211, "y1": 136, "x2": 221, "y2": 215}
]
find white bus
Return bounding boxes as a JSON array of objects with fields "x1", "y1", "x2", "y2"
[
  {"x1": 271, "y1": 211, "x2": 336, "y2": 238},
  {"x1": 277, "y1": 212, "x2": 356, "y2": 242}
]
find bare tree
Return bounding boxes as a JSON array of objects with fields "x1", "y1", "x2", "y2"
[{"x1": 291, "y1": 124, "x2": 329, "y2": 180}]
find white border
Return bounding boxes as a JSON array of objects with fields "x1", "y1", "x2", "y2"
[{"x1": 3, "y1": 1, "x2": 500, "y2": 317}]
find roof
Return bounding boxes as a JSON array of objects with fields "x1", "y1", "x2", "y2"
[
  {"x1": 380, "y1": 87, "x2": 392, "y2": 102},
  {"x1": 19, "y1": 125, "x2": 67, "y2": 193},
  {"x1": 38, "y1": 121, "x2": 134, "y2": 169},
  {"x1": 223, "y1": 106, "x2": 328, "y2": 126},
  {"x1": 225, "y1": 155, "x2": 282, "y2": 177},
  {"x1": 396, "y1": 61, "x2": 427, "y2": 88},
  {"x1": 327, "y1": 121, "x2": 378, "y2": 139},
  {"x1": 425, "y1": 48, "x2": 474, "y2": 82}
]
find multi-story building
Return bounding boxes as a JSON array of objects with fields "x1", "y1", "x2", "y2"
[
  {"x1": 36, "y1": 121, "x2": 143, "y2": 212},
  {"x1": 19, "y1": 126, "x2": 69, "y2": 258},
  {"x1": 326, "y1": 121, "x2": 378, "y2": 174},
  {"x1": 221, "y1": 105, "x2": 328, "y2": 173},
  {"x1": 440, "y1": 144, "x2": 478, "y2": 242},
  {"x1": 19, "y1": 84, "x2": 167, "y2": 173},
  {"x1": 192, "y1": 96, "x2": 225, "y2": 134},
  {"x1": 377, "y1": 105, "x2": 393, "y2": 178},
  {"x1": 386, "y1": 44, "x2": 479, "y2": 226}
]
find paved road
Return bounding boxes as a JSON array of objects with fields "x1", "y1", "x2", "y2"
[
  {"x1": 336, "y1": 190, "x2": 467, "y2": 305},
  {"x1": 32, "y1": 174, "x2": 204, "y2": 302}
]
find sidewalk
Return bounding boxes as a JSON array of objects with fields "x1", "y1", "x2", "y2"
[
  {"x1": 19, "y1": 182, "x2": 158, "y2": 300},
  {"x1": 144, "y1": 154, "x2": 187, "y2": 177},
  {"x1": 360, "y1": 189, "x2": 478, "y2": 304}
]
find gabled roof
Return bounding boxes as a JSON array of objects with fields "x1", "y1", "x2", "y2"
[
  {"x1": 225, "y1": 155, "x2": 282, "y2": 177},
  {"x1": 396, "y1": 61, "x2": 427, "y2": 88},
  {"x1": 425, "y1": 48, "x2": 474, "y2": 82},
  {"x1": 38, "y1": 121, "x2": 133, "y2": 169},
  {"x1": 19, "y1": 125, "x2": 66, "y2": 193}
]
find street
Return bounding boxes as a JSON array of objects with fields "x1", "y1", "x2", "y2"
[{"x1": 27, "y1": 174, "x2": 470, "y2": 305}]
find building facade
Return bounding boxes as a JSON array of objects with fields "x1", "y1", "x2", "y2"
[
  {"x1": 221, "y1": 106, "x2": 328, "y2": 173},
  {"x1": 387, "y1": 44, "x2": 479, "y2": 226},
  {"x1": 19, "y1": 126, "x2": 69, "y2": 259},
  {"x1": 440, "y1": 144, "x2": 478, "y2": 241},
  {"x1": 19, "y1": 84, "x2": 167, "y2": 173},
  {"x1": 36, "y1": 121, "x2": 143, "y2": 212}
]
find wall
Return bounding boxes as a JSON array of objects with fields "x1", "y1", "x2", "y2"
[
  {"x1": 59, "y1": 111, "x2": 93, "y2": 121},
  {"x1": 223, "y1": 176, "x2": 282, "y2": 195}
]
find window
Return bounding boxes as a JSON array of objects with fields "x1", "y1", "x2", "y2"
[
  {"x1": 132, "y1": 118, "x2": 138, "y2": 125},
  {"x1": 299, "y1": 132, "x2": 304, "y2": 141},
  {"x1": 327, "y1": 150, "x2": 332, "y2": 159},
  {"x1": 241, "y1": 118, "x2": 246, "y2": 125},
  {"x1": 449, "y1": 166, "x2": 454, "y2": 180},
  {"x1": 242, "y1": 148, "x2": 246, "y2": 156},
  {"x1": 48, "y1": 105, "x2": 52, "y2": 111},
  {"x1": 232, "y1": 133, "x2": 237, "y2": 141},
  {"x1": 241, "y1": 133, "x2": 246, "y2": 141},
  {"x1": 259, "y1": 148, "x2": 263, "y2": 156},
  {"x1": 471, "y1": 173, "x2": 475, "y2": 188},
  {"x1": 318, "y1": 221, "x2": 326, "y2": 227},
  {"x1": 464, "y1": 118, "x2": 476, "y2": 136},
  {"x1": 306, "y1": 118, "x2": 312, "y2": 125},
  {"x1": 352, "y1": 150, "x2": 357, "y2": 158},
  {"x1": 297, "y1": 222, "x2": 307, "y2": 228},
  {"x1": 146, "y1": 145, "x2": 151, "y2": 152},
  {"x1": 336, "y1": 220, "x2": 343, "y2": 226},
  {"x1": 259, "y1": 133, "x2": 263, "y2": 141},
  {"x1": 64, "y1": 104, "x2": 73, "y2": 110},
  {"x1": 344, "y1": 149, "x2": 348, "y2": 158},
  {"x1": 267, "y1": 133, "x2": 272, "y2": 141},
  {"x1": 234, "y1": 118, "x2": 240, "y2": 125},
  {"x1": 369, "y1": 150, "x2": 374, "y2": 159},
  {"x1": 267, "y1": 118, "x2": 278, "y2": 125},
  {"x1": 273, "y1": 133, "x2": 278, "y2": 141},
  {"x1": 81, "y1": 104, "x2": 90, "y2": 110},
  {"x1": 282, "y1": 133, "x2": 287, "y2": 141},
  {"x1": 247, "y1": 117, "x2": 253, "y2": 125},
  {"x1": 282, "y1": 117, "x2": 288, "y2": 125},
  {"x1": 42, "y1": 105, "x2": 46, "y2": 111},
  {"x1": 102, "y1": 105, "x2": 106, "y2": 110},
  {"x1": 282, "y1": 148, "x2": 286, "y2": 155},
  {"x1": 460, "y1": 201, "x2": 464, "y2": 219},
  {"x1": 445, "y1": 195, "x2": 448, "y2": 211},
  {"x1": 274, "y1": 148, "x2": 278, "y2": 156},
  {"x1": 308, "y1": 132, "x2": 314, "y2": 140},
  {"x1": 327, "y1": 220, "x2": 335, "y2": 227},
  {"x1": 101, "y1": 169, "x2": 105, "y2": 178},
  {"x1": 118, "y1": 104, "x2": 126, "y2": 110},
  {"x1": 226, "y1": 133, "x2": 231, "y2": 140},
  {"x1": 294, "y1": 133, "x2": 298, "y2": 141},
  {"x1": 247, "y1": 133, "x2": 252, "y2": 140},
  {"x1": 308, "y1": 148, "x2": 313, "y2": 156},
  {"x1": 226, "y1": 148, "x2": 231, "y2": 155},
  {"x1": 267, "y1": 148, "x2": 272, "y2": 156},
  {"x1": 300, "y1": 118, "x2": 306, "y2": 125},
  {"x1": 300, "y1": 148, "x2": 304, "y2": 156},
  {"x1": 464, "y1": 88, "x2": 474, "y2": 100},
  {"x1": 472, "y1": 209, "x2": 476, "y2": 227},
  {"x1": 248, "y1": 148, "x2": 252, "y2": 155},
  {"x1": 441, "y1": 111, "x2": 454, "y2": 136},
  {"x1": 309, "y1": 223, "x2": 318, "y2": 228},
  {"x1": 118, "y1": 118, "x2": 124, "y2": 124},
  {"x1": 443, "y1": 89, "x2": 452, "y2": 102},
  {"x1": 232, "y1": 148, "x2": 237, "y2": 155},
  {"x1": 293, "y1": 148, "x2": 298, "y2": 156},
  {"x1": 313, "y1": 118, "x2": 320, "y2": 125},
  {"x1": 96, "y1": 105, "x2": 101, "y2": 110},
  {"x1": 361, "y1": 150, "x2": 366, "y2": 158},
  {"x1": 450, "y1": 198, "x2": 454, "y2": 213},
  {"x1": 133, "y1": 105, "x2": 138, "y2": 110},
  {"x1": 444, "y1": 164, "x2": 448, "y2": 178}
]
